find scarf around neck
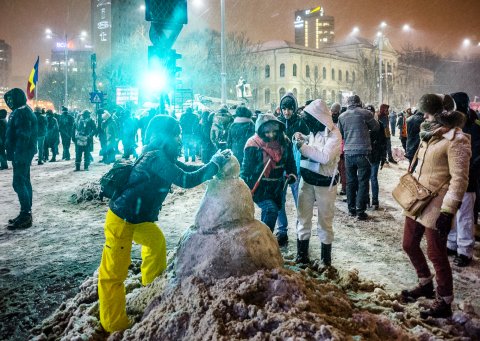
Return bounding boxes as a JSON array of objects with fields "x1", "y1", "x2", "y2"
[
  {"x1": 249, "y1": 134, "x2": 284, "y2": 177},
  {"x1": 419, "y1": 121, "x2": 448, "y2": 141}
]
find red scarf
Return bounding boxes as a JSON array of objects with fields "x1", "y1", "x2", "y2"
[{"x1": 246, "y1": 134, "x2": 284, "y2": 177}]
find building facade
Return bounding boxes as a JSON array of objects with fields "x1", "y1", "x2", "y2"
[
  {"x1": 252, "y1": 37, "x2": 433, "y2": 111},
  {"x1": 0, "y1": 40, "x2": 12, "y2": 108},
  {"x1": 294, "y1": 6, "x2": 335, "y2": 48},
  {"x1": 91, "y1": 0, "x2": 147, "y2": 64}
]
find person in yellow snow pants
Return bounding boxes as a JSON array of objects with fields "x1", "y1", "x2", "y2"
[
  {"x1": 98, "y1": 209, "x2": 166, "y2": 333},
  {"x1": 96, "y1": 115, "x2": 230, "y2": 333}
]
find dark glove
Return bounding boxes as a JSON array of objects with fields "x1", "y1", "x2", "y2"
[
  {"x1": 436, "y1": 212, "x2": 454, "y2": 238},
  {"x1": 210, "y1": 149, "x2": 231, "y2": 169},
  {"x1": 380, "y1": 158, "x2": 386, "y2": 169},
  {"x1": 286, "y1": 174, "x2": 297, "y2": 185}
]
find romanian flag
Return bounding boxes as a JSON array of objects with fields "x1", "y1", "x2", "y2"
[{"x1": 27, "y1": 56, "x2": 39, "y2": 100}]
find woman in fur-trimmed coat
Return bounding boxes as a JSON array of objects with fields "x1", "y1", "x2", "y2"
[{"x1": 400, "y1": 94, "x2": 471, "y2": 320}]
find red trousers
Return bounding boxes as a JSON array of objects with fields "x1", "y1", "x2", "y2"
[{"x1": 402, "y1": 216, "x2": 453, "y2": 297}]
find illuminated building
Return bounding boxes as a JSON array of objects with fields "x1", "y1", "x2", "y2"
[{"x1": 294, "y1": 6, "x2": 335, "y2": 48}]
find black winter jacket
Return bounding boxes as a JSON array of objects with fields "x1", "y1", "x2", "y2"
[
  {"x1": 110, "y1": 148, "x2": 218, "y2": 224},
  {"x1": 46, "y1": 115, "x2": 59, "y2": 146},
  {"x1": 370, "y1": 121, "x2": 387, "y2": 164},
  {"x1": 58, "y1": 112, "x2": 74, "y2": 139},
  {"x1": 0, "y1": 111, "x2": 7, "y2": 149},
  {"x1": 180, "y1": 111, "x2": 200, "y2": 136},
  {"x1": 278, "y1": 113, "x2": 310, "y2": 140},
  {"x1": 405, "y1": 111, "x2": 425, "y2": 160},
  {"x1": 36, "y1": 113, "x2": 47, "y2": 137},
  {"x1": 227, "y1": 117, "x2": 255, "y2": 165},
  {"x1": 4, "y1": 88, "x2": 37, "y2": 163}
]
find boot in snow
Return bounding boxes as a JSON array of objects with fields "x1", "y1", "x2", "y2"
[
  {"x1": 420, "y1": 296, "x2": 452, "y2": 319},
  {"x1": 74, "y1": 163, "x2": 81, "y2": 171},
  {"x1": 276, "y1": 233, "x2": 288, "y2": 247},
  {"x1": 295, "y1": 239, "x2": 310, "y2": 265},
  {"x1": 401, "y1": 281, "x2": 435, "y2": 302},
  {"x1": 321, "y1": 243, "x2": 332, "y2": 266},
  {"x1": 7, "y1": 212, "x2": 32, "y2": 229}
]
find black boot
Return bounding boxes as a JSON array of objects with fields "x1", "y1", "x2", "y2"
[
  {"x1": 420, "y1": 296, "x2": 452, "y2": 319},
  {"x1": 401, "y1": 281, "x2": 435, "y2": 302},
  {"x1": 321, "y1": 243, "x2": 332, "y2": 266},
  {"x1": 8, "y1": 213, "x2": 22, "y2": 224},
  {"x1": 276, "y1": 233, "x2": 288, "y2": 247},
  {"x1": 74, "y1": 163, "x2": 81, "y2": 171},
  {"x1": 7, "y1": 212, "x2": 32, "y2": 229},
  {"x1": 295, "y1": 239, "x2": 310, "y2": 264}
]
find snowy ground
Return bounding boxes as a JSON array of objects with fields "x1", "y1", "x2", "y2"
[{"x1": 0, "y1": 136, "x2": 478, "y2": 340}]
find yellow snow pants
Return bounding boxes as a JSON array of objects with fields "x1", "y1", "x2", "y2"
[{"x1": 98, "y1": 209, "x2": 166, "y2": 333}]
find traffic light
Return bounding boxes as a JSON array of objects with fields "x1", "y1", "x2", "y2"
[
  {"x1": 148, "y1": 47, "x2": 182, "y2": 78},
  {"x1": 145, "y1": 0, "x2": 188, "y2": 27}
]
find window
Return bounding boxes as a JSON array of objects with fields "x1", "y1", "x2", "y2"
[
  {"x1": 346, "y1": 71, "x2": 349, "y2": 82},
  {"x1": 352, "y1": 71, "x2": 356, "y2": 83},
  {"x1": 331, "y1": 90, "x2": 336, "y2": 101},
  {"x1": 322, "y1": 67, "x2": 326, "y2": 79},
  {"x1": 265, "y1": 65, "x2": 270, "y2": 78},
  {"x1": 279, "y1": 87, "x2": 286, "y2": 99},
  {"x1": 314, "y1": 88, "x2": 319, "y2": 99},
  {"x1": 293, "y1": 63, "x2": 297, "y2": 77},
  {"x1": 280, "y1": 63, "x2": 285, "y2": 77},
  {"x1": 322, "y1": 89, "x2": 327, "y2": 99},
  {"x1": 314, "y1": 66, "x2": 319, "y2": 79},
  {"x1": 305, "y1": 88, "x2": 311, "y2": 100},
  {"x1": 292, "y1": 88, "x2": 298, "y2": 98},
  {"x1": 331, "y1": 68, "x2": 335, "y2": 80},
  {"x1": 306, "y1": 65, "x2": 310, "y2": 78},
  {"x1": 265, "y1": 88, "x2": 270, "y2": 104},
  {"x1": 338, "y1": 70, "x2": 342, "y2": 82}
]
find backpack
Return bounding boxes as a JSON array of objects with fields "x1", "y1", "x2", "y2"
[{"x1": 100, "y1": 153, "x2": 146, "y2": 199}]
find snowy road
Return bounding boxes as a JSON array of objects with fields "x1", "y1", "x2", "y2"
[{"x1": 0, "y1": 137, "x2": 479, "y2": 340}]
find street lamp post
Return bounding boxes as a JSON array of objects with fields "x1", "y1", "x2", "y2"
[
  {"x1": 377, "y1": 32, "x2": 383, "y2": 105},
  {"x1": 220, "y1": 0, "x2": 227, "y2": 106}
]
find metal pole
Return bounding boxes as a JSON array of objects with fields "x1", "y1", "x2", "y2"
[
  {"x1": 378, "y1": 34, "x2": 383, "y2": 105},
  {"x1": 64, "y1": 33, "x2": 68, "y2": 107},
  {"x1": 220, "y1": 0, "x2": 227, "y2": 106}
]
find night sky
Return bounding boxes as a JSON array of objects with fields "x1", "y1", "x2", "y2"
[{"x1": 1, "y1": 0, "x2": 479, "y2": 88}]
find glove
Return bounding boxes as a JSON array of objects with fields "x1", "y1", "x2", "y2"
[
  {"x1": 210, "y1": 149, "x2": 231, "y2": 169},
  {"x1": 286, "y1": 174, "x2": 297, "y2": 185},
  {"x1": 435, "y1": 212, "x2": 454, "y2": 238}
]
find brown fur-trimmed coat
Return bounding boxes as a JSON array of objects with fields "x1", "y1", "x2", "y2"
[{"x1": 404, "y1": 127, "x2": 471, "y2": 229}]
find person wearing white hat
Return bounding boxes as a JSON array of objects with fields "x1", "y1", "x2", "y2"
[{"x1": 293, "y1": 99, "x2": 342, "y2": 266}]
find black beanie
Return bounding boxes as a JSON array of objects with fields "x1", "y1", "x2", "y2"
[
  {"x1": 450, "y1": 92, "x2": 470, "y2": 115},
  {"x1": 144, "y1": 115, "x2": 181, "y2": 145},
  {"x1": 280, "y1": 97, "x2": 295, "y2": 110}
]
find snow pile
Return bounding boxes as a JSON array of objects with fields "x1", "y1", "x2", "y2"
[
  {"x1": 173, "y1": 156, "x2": 283, "y2": 281},
  {"x1": 69, "y1": 180, "x2": 103, "y2": 204}
]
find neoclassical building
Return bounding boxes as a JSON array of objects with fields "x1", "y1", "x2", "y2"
[{"x1": 251, "y1": 37, "x2": 433, "y2": 111}]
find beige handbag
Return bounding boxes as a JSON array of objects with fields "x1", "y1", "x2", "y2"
[{"x1": 392, "y1": 147, "x2": 450, "y2": 217}]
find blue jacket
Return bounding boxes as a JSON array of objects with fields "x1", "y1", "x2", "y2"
[
  {"x1": 4, "y1": 88, "x2": 37, "y2": 163},
  {"x1": 338, "y1": 105, "x2": 379, "y2": 155}
]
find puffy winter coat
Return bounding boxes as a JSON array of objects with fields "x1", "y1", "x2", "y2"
[
  {"x1": 36, "y1": 112, "x2": 47, "y2": 138},
  {"x1": 404, "y1": 127, "x2": 471, "y2": 228},
  {"x1": 103, "y1": 118, "x2": 117, "y2": 152},
  {"x1": 180, "y1": 110, "x2": 200, "y2": 136},
  {"x1": 110, "y1": 145, "x2": 218, "y2": 224},
  {"x1": 4, "y1": 88, "x2": 38, "y2": 163},
  {"x1": 58, "y1": 112, "x2": 74, "y2": 139},
  {"x1": 74, "y1": 113, "x2": 96, "y2": 147},
  {"x1": 240, "y1": 115, "x2": 296, "y2": 207},
  {"x1": 338, "y1": 105, "x2": 379, "y2": 155},
  {"x1": 405, "y1": 111, "x2": 425, "y2": 160}
]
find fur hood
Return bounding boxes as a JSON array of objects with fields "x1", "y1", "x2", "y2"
[{"x1": 436, "y1": 110, "x2": 466, "y2": 129}]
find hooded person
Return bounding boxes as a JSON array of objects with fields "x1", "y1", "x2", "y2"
[
  {"x1": 4, "y1": 88, "x2": 38, "y2": 229},
  {"x1": 227, "y1": 105, "x2": 255, "y2": 166},
  {"x1": 379, "y1": 104, "x2": 396, "y2": 164},
  {"x1": 58, "y1": 106, "x2": 74, "y2": 160},
  {"x1": 0, "y1": 109, "x2": 8, "y2": 169},
  {"x1": 401, "y1": 94, "x2": 471, "y2": 319},
  {"x1": 293, "y1": 99, "x2": 342, "y2": 266},
  {"x1": 210, "y1": 107, "x2": 232, "y2": 150},
  {"x1": 101, "y1": 111, "x2": 117, "y2": 164},
  {"x1": 240, "y1": 114, "x2": 297, "y2": 233},
  {"x1": 98, "y1": 115, "x2": 231, "y2": 333},
  {"x1": 73, "y1": 110, "x2": 96, "y2": 171},
  {"x1": 446, "y1": 92, "x2": 480, "y2": 267},
  {"x1": 275, "y1": 92, "x2": 310, "y2": 246}
]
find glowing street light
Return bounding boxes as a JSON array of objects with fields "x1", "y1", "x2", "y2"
[
  {"x1": 139, "y1": 4, "x2": 146, "y2": 11},
  {"x1": 351, "y1": 26, "x2": 359, "y2": 35},
  {"x1": 380, "y1": 21, "x2": 387, "y2": 29},
  {"x1": 463, "y1": 38, "x2": 471, "y2": 47},
  {"x1": 402, "y1": 24, "x2": 411, "y2": 32}
]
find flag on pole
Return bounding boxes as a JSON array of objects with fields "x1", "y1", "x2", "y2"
[{"x1": 27, "y1": 56, "x2": 39, "y2": 100}]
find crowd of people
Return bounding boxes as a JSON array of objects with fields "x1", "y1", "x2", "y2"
[{"x1": 2, "y1": 87, "x2": 479, "y2": 330}]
